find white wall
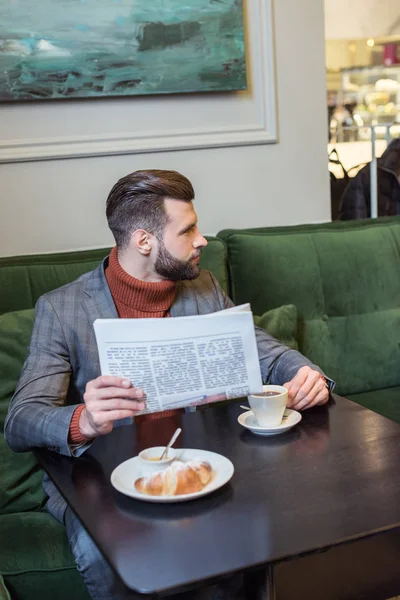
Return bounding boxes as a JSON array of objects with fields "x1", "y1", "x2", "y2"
[
  {"x1": 324, "y1": 0, "x2": 400, "y2": 40},
  {"x1": 0, "y1": 0, "x2": 330, "y2": 257}
]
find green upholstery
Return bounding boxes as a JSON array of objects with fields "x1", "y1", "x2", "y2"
[
  {"x1": 0, "y1": 236, "x2": 228, "y2": 315},
  {"x1": 0, "y1": 513, "x2": 89, "y2": 600},
  {"x1": 347, "y1": 386, "x2": 400, "y2": 424},
  {"x1": 219, "y1": 218, "x2": 400, "y2": 398},
  {"x1": 0, "y1": 435, "x2": 45, "y2": 517},
  {"x1": 219, "y1": 214, "x2": 400, "y2": 238},
  {"x1": 0, "y1": 249, "x2": 109, "y2": 315},
  {"x1": 254, "y1": 305, "x2": 298, "y2": 351},
  {"x1": 0, "y1": 309, "x2": 46, "y2": 517},
  {"x1": 0, "y1": 310, "x2": 35, "y2": 430},
  {"x1": 201, "y1": 237, "x2": 229, "y2": 295},
  {"x1": 0, "y1": 308, "x2": 89, "y2": 600}
]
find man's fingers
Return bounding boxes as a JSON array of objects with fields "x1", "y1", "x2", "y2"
[
  {"x1": 292, "y1": 386, "x2": 328, "y2": 411},
  {"x1": 285, "y1": 367, "x2": 329, "y2": 410},
  {"x1": 285, "y1": 368, "x2": 309, "y2": 404},
  {"x1": 86, "y1": 375, "x2": 136, "y2": 391},
  {"x1": 291, "y1": 374, "x2": 328, "y2": 410},
  {"x1": 290, "y1": 370, "x2": 320, "y2": 405},
  {"x1": 89, "y1": 398, "x2": 146, "y2": 412},
  {"x1": 82, "y1": 377, "x2": 147, "y2": 437},
  {"x1": 85, "y1": 377, "x2": 145, "y2": 403},
  {"x1": 89, "y1": 386, "x2": 145, "y2": 401},
  {"x1": 92, "y1": 409, "x2": 144, "y2": 425}
]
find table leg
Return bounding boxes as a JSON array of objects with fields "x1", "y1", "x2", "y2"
[{"x1": 244, "y1": 565, "x2": 275, "y2": 600}]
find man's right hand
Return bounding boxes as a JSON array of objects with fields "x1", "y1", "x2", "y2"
[{"x1": 79, "y1": 376, "x2": 146, "y2": 438}]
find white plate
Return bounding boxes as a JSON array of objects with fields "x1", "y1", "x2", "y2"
[
  {"x1": 238, "y1": 408, "x2": 302, "y2": 436},
  {"x1": 110, "y1": 448, "x2": 234, "y2": 503}
]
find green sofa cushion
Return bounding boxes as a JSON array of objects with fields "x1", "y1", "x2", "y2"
[
  {"x1": 0, "y1": 434, "x2": 45, "y2": 516},
  {"x1": 0, "y1": 309, "x2": 34, "y2": 430},
  {"x1": 219, "y1": 219, "x2": 400, "y2": 396},
  {"x1": 200, "y1": 237, "x2": 229, "y2": 294},
  {"x1": 0, "y1": 237, "x2": 229, "y2": 315},
  {"x1": 0, "y1": 512, "x2": 89, "y2": 600},
  {"x1": 347, "y1": 386, "x2": 400, "y2": 425},
  {"x1": 302, "y1": 310, "x2": 400, "y2": 397},
  {"x1": 254, "y1": 304, "x2": 298, "y2": 351},
  {"x1": 0, "y1": 309, "x2": 46, "y2": 516}
]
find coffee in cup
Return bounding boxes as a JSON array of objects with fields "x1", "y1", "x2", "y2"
[{"x1": 248, "y1": 385, "x2": 288, "y2": 427}]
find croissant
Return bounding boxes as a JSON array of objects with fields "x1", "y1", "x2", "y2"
[{"x1": 135, "y1": 459, "x2": 213, "y2": 496}]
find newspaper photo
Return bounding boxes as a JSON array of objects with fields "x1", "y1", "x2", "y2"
[{"x1": 93, "y1": 304, "x2": 263, "y2": 414}]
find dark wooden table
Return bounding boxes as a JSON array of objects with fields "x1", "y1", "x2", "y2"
[{"x1": 36, "y1": 395, "x2": 400, "y2": 599}]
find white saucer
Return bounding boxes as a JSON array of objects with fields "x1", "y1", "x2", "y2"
[
  {"x1": 238, "y1": 408, "x2": 302, "y2": 436},
  {"x1": 111, "y1": 448, "x2": 234, "y2": 503}
]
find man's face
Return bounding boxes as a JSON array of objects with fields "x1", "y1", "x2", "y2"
[{"x1": 154, "y1": 199, "x2": 208, "y2": 281}]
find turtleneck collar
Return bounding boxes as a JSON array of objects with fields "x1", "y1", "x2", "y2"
[{"x1": 105, "y1": 246, "x2": 177, "y2": 318}]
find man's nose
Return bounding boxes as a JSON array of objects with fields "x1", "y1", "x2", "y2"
[{"x1": 193, "y1": 231, "x2": 208, "y2": 249}]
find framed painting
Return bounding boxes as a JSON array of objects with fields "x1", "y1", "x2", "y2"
[{"x1": 0, "y1": 0, "x2": 247, "y2": 101}]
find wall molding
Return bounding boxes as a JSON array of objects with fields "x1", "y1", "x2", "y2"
[{"x1": 0, "y1": 0, "x2": 277, "y2": 164}]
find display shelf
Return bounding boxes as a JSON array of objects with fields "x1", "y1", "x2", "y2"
[{"x1": 329, "y1": 64, "x2": 400, "y2": 142}]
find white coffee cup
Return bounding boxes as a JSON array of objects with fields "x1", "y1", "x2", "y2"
[{"x1": 248, "y1": 385, "x2": 288, "y2": 427}]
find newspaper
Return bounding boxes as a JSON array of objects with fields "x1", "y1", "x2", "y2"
[{"x1": 93, "y1": 304, "x2": 263, "y2": 414}]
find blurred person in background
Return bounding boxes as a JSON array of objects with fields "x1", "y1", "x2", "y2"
[{"x1": 339, "y1": 138, "x2": 400, "y2": 219}]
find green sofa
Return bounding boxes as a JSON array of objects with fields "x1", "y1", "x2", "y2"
[
  {"x1": 1, "y1": 218, "x2": 400, "y2": 598},
  {"x1": 218, "y1": 216, "x2": 400, "y2": 422}
]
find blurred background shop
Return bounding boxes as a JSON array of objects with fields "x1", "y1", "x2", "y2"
[{"x1": 325, "y1": 0, "x2": 400, "y2": 219}]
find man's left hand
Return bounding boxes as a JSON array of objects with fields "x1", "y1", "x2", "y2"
[{"x1": 283, "y1": 366, "x2": 329, "y2": 411}]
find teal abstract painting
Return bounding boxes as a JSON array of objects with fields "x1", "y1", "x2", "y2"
[{"x1": 0, "y1": 0, "x2": 247, "y2": 101}]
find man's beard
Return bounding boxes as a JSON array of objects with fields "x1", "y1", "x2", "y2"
[{"x1": 155, "y1": 239, "x2": 201, "y2": 281}]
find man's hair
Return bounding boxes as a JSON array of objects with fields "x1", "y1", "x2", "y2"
[{"x1": 106, "y1": 170, "x2": 194, "y2": 249}]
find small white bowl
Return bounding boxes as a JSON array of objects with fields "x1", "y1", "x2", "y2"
[{"x1": 138, "y1": 446, "x2": 179, "y2": 476}]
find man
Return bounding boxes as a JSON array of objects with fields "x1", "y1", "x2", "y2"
[
  {"x1": 339, "y1": 137, "x2": 400, "y2": 220},
  {"x1": 5, "y1": 170, "x2": 332, "y2": 600}
]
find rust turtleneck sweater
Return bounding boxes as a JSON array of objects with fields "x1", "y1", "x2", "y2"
[
  {"x1": 69, "y1": 247, "x2": 180, "y2": 444},
  {"x1": 105, "y1": 246, "x2": 177, "y2": 318}
]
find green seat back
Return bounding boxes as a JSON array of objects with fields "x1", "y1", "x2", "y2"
[
  {"x1": 219, "y1": 217, "x2": 400, "y2": 396},
  {"x1": 0, "y1": 237, "x2": 229, "y2": 315}
]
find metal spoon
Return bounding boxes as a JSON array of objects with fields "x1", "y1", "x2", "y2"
[{"x1": 160, "y1": 428, "x2": 182, "y2": 460}]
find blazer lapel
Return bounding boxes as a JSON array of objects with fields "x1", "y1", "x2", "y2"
[
  {"x1": 170, "y1": 281, "x2": 200, "y2": 317},
  {"x1": 81, "y1": 258, "x2": 118, "y2": 320}
]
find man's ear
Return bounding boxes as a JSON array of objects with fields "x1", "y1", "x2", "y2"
[{"x1": 131, "y1": 229, "x2": 153, "y2": 255}]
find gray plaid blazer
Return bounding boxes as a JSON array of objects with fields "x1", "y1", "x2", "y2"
[{"x1": 5, "y1": 257, "x2": 324, "y2": 522}]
